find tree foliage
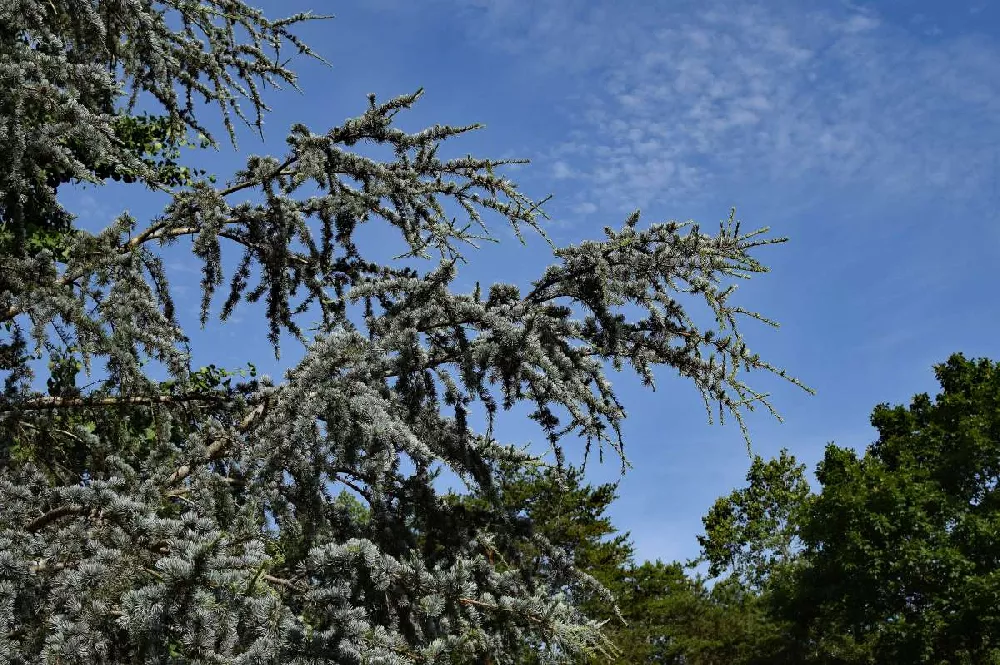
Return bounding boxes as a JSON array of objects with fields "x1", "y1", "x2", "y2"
[
  {"x1": 698, "y1": 449, "x2": 810, "y2": 589},
  {"x1": 476, "y1": 466, "x2": 779, "y2": 664},
  {"x1": 770, "y1": 353, "x2": 1000, "y2": 664},
  {"x1": 445, "y1": 465, "x2": 633, "y2": 662},
  {"x1": 0, "y1": 1, "x2": 806, "y2": 663},
  {"x1": 459, "y1": 353, "x2": 1000, "y2": 664}
]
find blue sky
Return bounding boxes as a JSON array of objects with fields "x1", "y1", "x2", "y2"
[{"x1": 63, "y1": 0, "x2": 1000, "y2": 565}]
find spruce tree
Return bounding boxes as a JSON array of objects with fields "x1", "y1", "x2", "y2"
[{"x1": 0, "y1": 1, "x2": 808, "y2": 662}]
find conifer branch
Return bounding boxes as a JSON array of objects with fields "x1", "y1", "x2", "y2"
[
  {"x1": 0, "y1": 2, "x2": 805, "y2": 660},
  {"x1": 0, "y1": 391, "x2": 226, "y2": 414},
  {"x1": 165, "y1": 398, "x2": 270, "y2": 486},
  {"x1": 25, "y1": 505, "x2": 89, "y2": 533}
]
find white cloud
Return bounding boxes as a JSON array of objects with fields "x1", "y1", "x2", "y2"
[
  {"x1": 842, "y1": 13, "x2": 881, "y2": 34},
  {"x1": 433, "y1": 0, "x2": 1000, "y2": 216},
  {"x1": 166, "y1": 260, "x2": 201, "y2": 275},
  {"x1": 551, "y1": 160, "x2": 575, "y2": 179},
  {"x1": 59, "y1": 187, "x2": 113, "y2": 230}
]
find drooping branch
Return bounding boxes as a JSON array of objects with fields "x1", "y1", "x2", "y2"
[
  {"x1": 0, "y1": 3, "x2": 810, "y2": 659},
  {"x1": 165, "y1": 398, "x2": 271, "y2": 486},
  {"x1": 0, "y1": 391, "x2": 226, "y2": 415},
  {"x1": 25, "y1": 505, "x2": 89, "y2": 533},
  {"x1": 1, "y1": 90, "x2": 546, "y2": 335}
]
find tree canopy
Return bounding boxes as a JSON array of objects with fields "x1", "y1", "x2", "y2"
[
  {"x1": 677, "y1": 353, "x2": 1000, "y2": 664},
  {"x1": 697, "y1": 449, "x2": 810, "y2": 589},
  {"x1": 0, "y1": 1, "x2": 805, "y2": 663},
  {"x1": 771, "y1": 353, "x2": 1000, "y2": 664}
]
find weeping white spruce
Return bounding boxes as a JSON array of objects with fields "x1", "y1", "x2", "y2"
[{"x1": 0, "y1": 1, "x2": 809, "y2": 662}]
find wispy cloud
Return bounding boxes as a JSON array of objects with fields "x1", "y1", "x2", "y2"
[
  {"x1": 436, "y1": 0, "x2": 1000, "y2": 216},
  {"x1": 59, "y1": 187, "x2": 115, "y2": 230}
]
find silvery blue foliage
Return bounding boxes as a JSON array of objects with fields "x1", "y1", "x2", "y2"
[{"x1": 0, "y1": 2, "x2": 807, "y2": 662}]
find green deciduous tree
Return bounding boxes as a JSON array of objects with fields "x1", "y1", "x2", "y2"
[
  {"x1": 0, "y1": 2, "x2": 806, "y2": 662},
  {"x1": 771, "y1": 353, "x2": 1000, "y2": 664},
  {"x1": 698, "y1": 449, "x2": 811, "y2": 589}
]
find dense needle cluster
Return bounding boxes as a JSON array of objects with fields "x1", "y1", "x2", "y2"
[{"x1": 0, "y1": 1, "x2": 806, "y2": 662}]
